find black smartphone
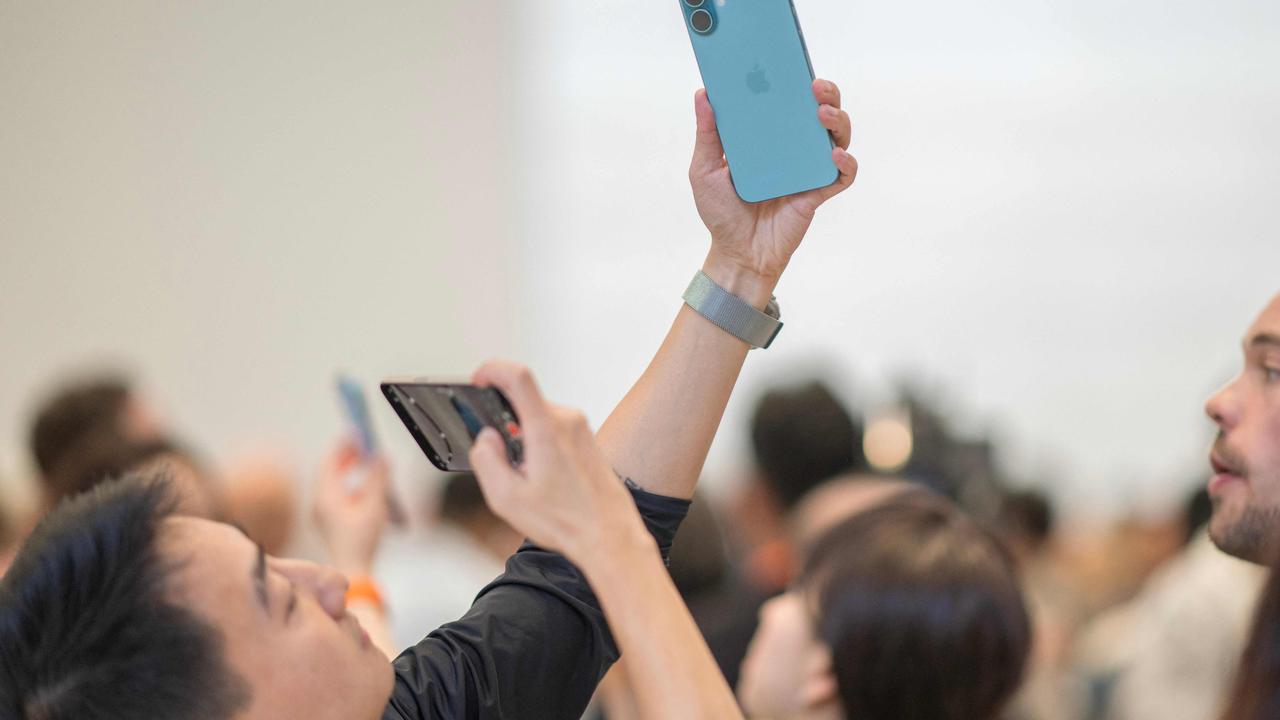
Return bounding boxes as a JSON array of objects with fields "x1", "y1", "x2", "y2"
[{"x1": 381, "y1": 380, "x2": 523, "y2": 472}]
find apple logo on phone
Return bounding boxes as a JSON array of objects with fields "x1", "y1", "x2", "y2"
[{"x1": 746, "y1": 64, "x2": 771, "y2": 94}]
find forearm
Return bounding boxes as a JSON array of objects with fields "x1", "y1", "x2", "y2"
[
  {"x1": 596, "y1": 252, "x2": 776, "y2": 499},
  {"x1": 582, "y1": 532, "x2": 744, "y2": 720}
]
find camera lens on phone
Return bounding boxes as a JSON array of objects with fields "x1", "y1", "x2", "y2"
[
  {"x1": 690, "y1": 8, "x2": 713, "y2": 33},
  {"x1": 683, "y1": 0, "x2": 706, "y2": 7}
]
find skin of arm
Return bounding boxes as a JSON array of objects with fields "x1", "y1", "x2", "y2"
[
  {"x1": 583, "y1": 526, "x2": 745, "y2": 720},
  {"x1": 469, "y1": 361, "x2": 745, "y2": 719},
  {"x1": 595, "y1": 78, "x2": 857, "y2": 500}
]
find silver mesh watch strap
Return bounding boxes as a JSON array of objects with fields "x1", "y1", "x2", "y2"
[{"x1": 682, "y1": 271, "x2": 783, "y2": 349}]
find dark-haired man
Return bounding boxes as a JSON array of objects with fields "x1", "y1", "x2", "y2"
[
  {"x1": 1, "y1": 79, "x2": 857, "y2": 719},
  {"x1": 28, "y1": 375, "x2": 165, "y2": 501},
  {"x1": 1206, "y1": 293, "x2": 1280, "y2": 563}
]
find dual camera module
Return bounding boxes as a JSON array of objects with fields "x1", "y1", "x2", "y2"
[{"x1": 683, "y1": 0, "x2": 715, "y2": 35}]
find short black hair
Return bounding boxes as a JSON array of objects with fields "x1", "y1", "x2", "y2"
[
  {"x1": 750, "y1": 380, "x2": 864, "y2": 510},
  {"x1": 29, "y1": 377, "x2": 132, "y2": 478},
  {"x1": 802, "y1": 495, "x2": 1030, "y2": 720},
  {"x1": 0, "y1": 477, "x2": 250, "y2": 719}
]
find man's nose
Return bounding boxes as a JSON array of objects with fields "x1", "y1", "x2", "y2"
[
  {"x1": 269, "y1": 557, "x2": 350, "y2": 618},
  {"x1": 1206, "y1": 376, "x2": 1241, "y2": 430}
]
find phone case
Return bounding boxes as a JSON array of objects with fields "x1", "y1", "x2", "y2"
[
  {"x1": 381, "y1": 381, "x2": 523, "y2": 473},
  {"x1": 681, "y1": 0, "x2": 837, "y2": 203}
]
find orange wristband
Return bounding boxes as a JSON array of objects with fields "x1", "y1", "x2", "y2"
[{"x1": 345, "y1": 576, "x2": 386, "y2": 613}]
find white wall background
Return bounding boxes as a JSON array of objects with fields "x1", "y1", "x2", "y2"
[
  {"x1": 1, "y1": 0, "x2": 1277, "y2": 521},
  {"x1": 0, "y1": 1, "x2": 519, "y2": 511},
  {"x1": 510, "y1": 0, "x2": 1280, "y2": 517}
]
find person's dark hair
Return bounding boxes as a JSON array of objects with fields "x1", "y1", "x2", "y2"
[
  {"x1": 0, "y1": 477, "x2": 250, "y2": 719},
  {"x1": 667, "y1": 492, "x2": 730, "y2": 599},
  {"x1": 1220, "y1": 563, "x2": 1280, "y2": 720},
  {"x1": 751, "y1": 380, "x2": 864, "y2": 510},
  {"x1": 0, "y1": 501, "x2": 11, "y2": 551},
  {"x1": 801, "y1": 495, "x2": 1031, "y2": 720},
  {"x1": 45, "y1": 433, "x2": 186, "y2": 506},
  {"x1": 995, "y1": 489, "x2": 1054, "y2": 553},
  {"x1": 29, "y1": 377, "x2": 132, "y2": 478}
]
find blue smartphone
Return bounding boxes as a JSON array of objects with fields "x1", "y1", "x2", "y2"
[
  {"x1": 680, "y1": 0, "x2": 837, "y2": 203},
  {"x1": 337, "y1": 375, "x2": 378, "y2": 457},
  {"x1": 336, "y1": 374, "x2": 407, "y2": 525}
]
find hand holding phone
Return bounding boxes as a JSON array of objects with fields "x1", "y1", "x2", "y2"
[
  {"x1": 463, "y1": 361, "x2": 644, "y2": 562},
  {"x1": 382, "y1": 380, "x2": 523, "y2": 473},
  {"x1": 680, "y1": 0, "x2": 842, "y2": 203}
]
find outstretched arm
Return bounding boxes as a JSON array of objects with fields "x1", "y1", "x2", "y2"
[
  {"x1": 471, "y1": 363, "x2": 743, "y2": 719},
  {"x1": 596, "y1": 79, "x2": 857, "y2": 499}
]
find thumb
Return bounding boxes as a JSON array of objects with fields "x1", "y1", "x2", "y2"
[
  {"x1": 469, "y1": 428, "x2": 522, "y2": 513},
  {"x1": 690, "y1": 89, "x2": 726, "y2": 176}
]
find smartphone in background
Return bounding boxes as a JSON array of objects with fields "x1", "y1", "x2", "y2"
[
  {"x1": 680, "y1": 0, "x2": 837, "y2": 203},
  {"x1": 381, "y1": 380, "x2": 523, "y2": 473},
  {"x1": 337, "y1": 375, "x2": 378, "y2": 456},
  {"x1": 335, "y1": 374, "x2": 407, "y2": 525}
]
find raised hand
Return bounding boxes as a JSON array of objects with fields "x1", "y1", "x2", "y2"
[
  {"x1": 690, "y1": 78, "x2": 857, "y2": 305},
  {"x1": 467, "y1": 361, "x2": 649, "y2": 565}
]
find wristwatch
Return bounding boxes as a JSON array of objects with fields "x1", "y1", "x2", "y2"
[{"x1": 682, "y1": 270, "x2": 783, "y2": 349}]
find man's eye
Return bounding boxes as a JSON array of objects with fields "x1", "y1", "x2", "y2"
[{"x1": 1267, "y1": 367, "x2": 1280, "y2": 383}]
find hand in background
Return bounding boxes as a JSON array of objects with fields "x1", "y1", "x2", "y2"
[
  {"x1": 313, "y1": 440, "x2": 391, "y2": 576},
  {"x1": 466, "y1": 361, "x2": 651, "y2": 566},
  {"x1": 690, "y1": 78, "x2": 857, "y2": 305}
]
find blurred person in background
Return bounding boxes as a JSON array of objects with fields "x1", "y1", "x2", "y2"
[
  {"x1": 737, "y1": 486, "x2": 1031, "y2": 720},
  {"x1": 1218, "y1": 555, "x2": 1280, "y2": 719},
  {"x1": 0, "y1": 497, "x2": 13, "y2": 576},
  {"x1": 28, "y1": 375, "x2": 164, "y2": 508},
  {"x1": 29, "y1": 375, "x2": 163, "y2": 474},
  {"x1": 222, "y1": 453, "x2": 300, "y2": 557},
  {"x1": 375, "y1": 473, "x2": 522, "y2": 650},
  {"x1": 996, "y1": 490, "x2": 1086, "y2": 720},
  {"x1": 311, "y1": 437, "x2": 399, "y2": 660},
  {"x1": 25, "y1": 372, "x2": 305, "y2": 556},
  {"x1": 1083, "y1": 486, "x2": 1265, "y2": 720},
  {"x1": 712, "y1": 380, "x2": 865, "y2": 687},
  {"x1": 737, "y1": 380, "x2": 866, "y2": 591},
  {"x1": 41, "y1": 430, "x2": 226, "y2": 520},
  {"x1": 1072, "y1": 292, "x2": 1280, "y2": 720},
  {"x1": 785, "y1": 474, "x2": 922, "y2": 554}
]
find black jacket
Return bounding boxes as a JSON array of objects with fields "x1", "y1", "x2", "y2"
[{"x1": 382, "y1": 485, "x2": 690, "y2": 720}]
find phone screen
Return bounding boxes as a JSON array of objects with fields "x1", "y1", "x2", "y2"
[{"x1": 381, "y1": 382, "x2": 523, "y2": 472}]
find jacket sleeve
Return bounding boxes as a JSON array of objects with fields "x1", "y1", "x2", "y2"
[{"x1": 382, "y1": 483, "x2": 691, "y2": 720}]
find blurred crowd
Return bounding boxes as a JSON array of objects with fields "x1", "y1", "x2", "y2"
[{"x1": 0, "y1": 361, "x2": 1264, "y2": 720}]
